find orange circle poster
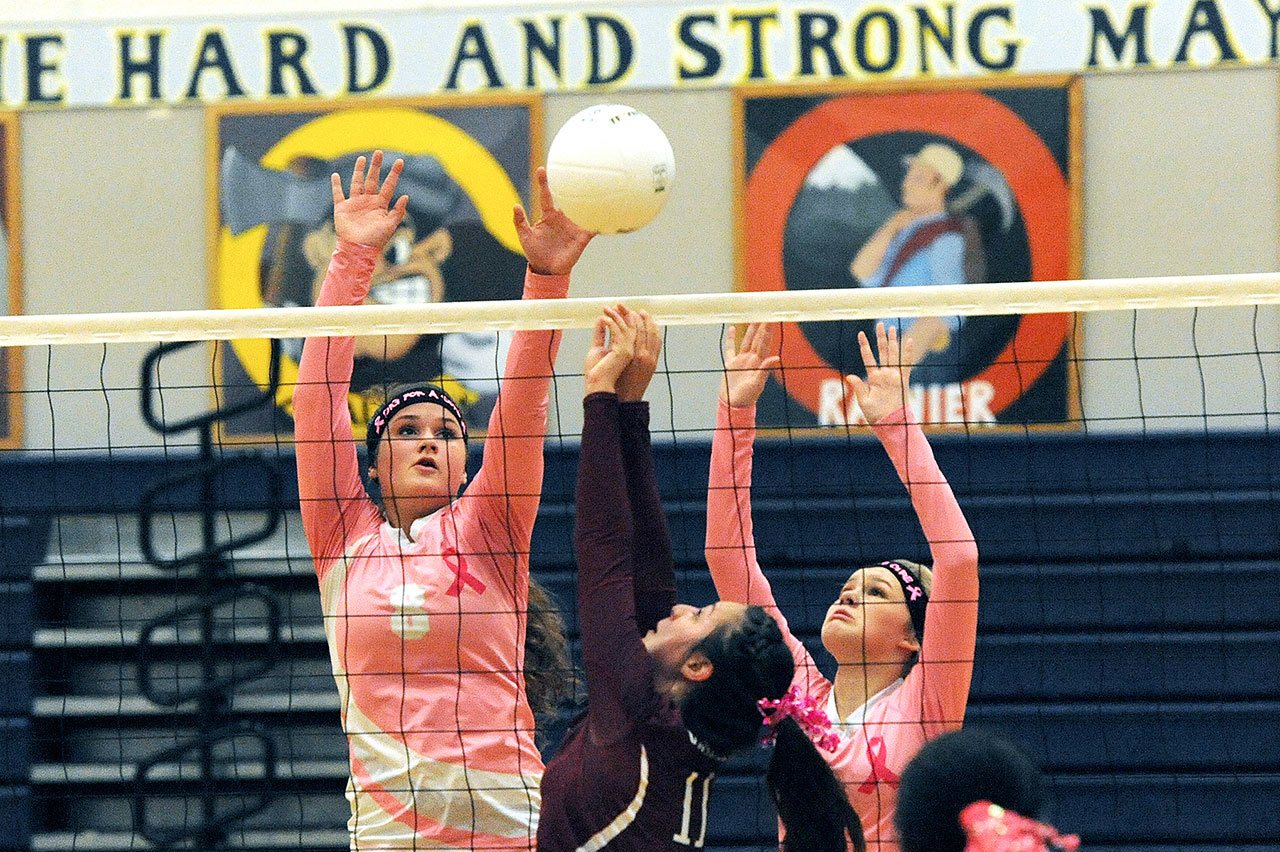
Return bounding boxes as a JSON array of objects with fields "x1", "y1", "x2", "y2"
[{"x1": 738, "y1": 79, "x2": 1081, "y2": 429}]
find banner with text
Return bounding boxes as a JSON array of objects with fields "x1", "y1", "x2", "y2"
[{"x1": 1, "y1": 1, "x2": 1277, "y2": 108}]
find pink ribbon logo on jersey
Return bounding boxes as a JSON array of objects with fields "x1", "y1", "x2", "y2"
[
  {"x1": 443, "y1": 544, "x2": 485, "y2": 597},
  {"x1": 858, "y1": 736, "x2": 901, "y2": 793}
]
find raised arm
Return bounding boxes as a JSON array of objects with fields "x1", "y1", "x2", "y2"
[
  {"x1": 616, "y1": 312, "x2": 676, "y2": 633},
  {"x1": 851, "y1": 324, "x2": 979, "y2": 730},
  {"x1": 705, "y1": 324, "x2": 824, "y2": 691},
  {"x1": 575, "y1": 311, "x2": 658, "y2": 738},
  {"x1": 294, "y1": 153, "x2": 409, "y2": 569},
  {"x1": 459, "y1": 168, "x2": 594, "y2": 545}
]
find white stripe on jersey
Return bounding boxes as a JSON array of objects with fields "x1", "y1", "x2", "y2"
[{"x1": 574, "y1": 745, "x2": 650, "y2": 852}]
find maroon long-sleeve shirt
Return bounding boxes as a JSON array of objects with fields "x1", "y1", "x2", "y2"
[{"x1": 538, "y1": 394, "x2": 720, "y2": 851}]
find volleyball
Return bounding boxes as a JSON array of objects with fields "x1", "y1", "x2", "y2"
[{"x1": 546, "y1": 104, "x2": 676, "y2": 234}]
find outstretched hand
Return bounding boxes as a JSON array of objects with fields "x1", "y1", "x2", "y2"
[
  {"x1": 847, "y1": 322, "x2": 914, "y2": 425},
  {"x1": 617, "y1": 311, "x2": 662, "y2": 402},
  {"x1": 720, "y1": 322, "x2": 781, "y2": 408},
  {"x1": 331, "y1": 150, "x2": 409, "y2": 250},
  {"x1": 584, "y1": 305, "x2": 639, "y2": 396},
  {"x1": 514, "y1": 167, "x2": 595, "y2": 276}
]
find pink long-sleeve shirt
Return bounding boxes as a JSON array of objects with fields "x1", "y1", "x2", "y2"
[
  {"x1": 294, "y1": 240, "x2": 568, "y2": 850},
  {"x1": 705, "y1": 400, "x2": 979, "y2": 852}
]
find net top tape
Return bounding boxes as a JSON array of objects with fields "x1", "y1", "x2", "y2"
[{"x1": 2, "y1": 273, "x2": 1278, "y2": 347}]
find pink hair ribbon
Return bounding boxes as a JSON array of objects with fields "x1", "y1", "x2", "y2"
[
  {"x1": 960, "y1": 801, "x2": 1080, "y2": 852},
  {"x1": 757, "y1": 687, "x2": 841, "y2": 753}
]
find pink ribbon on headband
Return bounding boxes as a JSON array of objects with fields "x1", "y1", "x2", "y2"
[
  {"x1": 757, "y1": 687, "x2": 841, "y2": 753},
  {"x1": 960, "y1": 802, "x2": 1080, "y2": 852}
]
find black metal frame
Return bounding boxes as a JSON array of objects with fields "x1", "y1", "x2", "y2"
[{"x1": 132, "y1": 340, "x2": 286, "y2": 848}]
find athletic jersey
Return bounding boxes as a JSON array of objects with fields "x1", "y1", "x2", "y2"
[
  {"x1": 538, "y1": 395, "x2": 721, "y2": 851},
  {"x1": 294, "y1": 239, "x2": 569, "y2": 850},
  {"x1": 705, "y1": 400, "x2": 979, "y2": 852}
]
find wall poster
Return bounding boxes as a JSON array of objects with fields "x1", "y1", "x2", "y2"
[
  {"x1": 737, "y1": 76, "x2": 1082, "y2": 429},
  {"x1": 208, "y1": 94, "x2": 541, "y2": 441}
]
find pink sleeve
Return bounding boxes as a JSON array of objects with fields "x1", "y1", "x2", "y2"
[
  {"x1": 456, "y1": 268, "x2": 570, "y2": 549},
  {"x1": 872, "y1": 407, "x2": 979, "y2": 735},
  {"x1": 705, "y1": 399, "x2": 827, "y2": 695},
  {"x1": 293, "y1": 240, "x2": 384, "y2": 574}
]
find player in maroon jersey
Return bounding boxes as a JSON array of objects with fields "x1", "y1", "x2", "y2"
[{"x1": 538, "y1": 306, "x2": 863, "y2": 852}]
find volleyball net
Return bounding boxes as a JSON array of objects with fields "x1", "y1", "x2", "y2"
[{"x1": 3, "y1": 276, "x2": 1279, "y2": 851}]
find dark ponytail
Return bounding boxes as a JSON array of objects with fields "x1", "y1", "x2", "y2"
[
  {"x1": 680, "y1": 606, "x2": 864, "y2": 852},
  {"x1": 769, "y1": 718, "x2": 864, "y2": 852}
]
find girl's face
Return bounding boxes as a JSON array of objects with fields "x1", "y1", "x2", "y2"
[
  {"x1": 370, "y1": 402, "x2": 468, "y2": 528},
  {"x1": 820, "y1": 566, "x2": 920, "y2": 666},
  {"x1": 642, "y1": 601, "x2": 748, "y2": 673}
]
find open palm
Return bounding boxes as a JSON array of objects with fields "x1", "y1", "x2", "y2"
[
  {"x1": 584, "y1": 306, "x2": 639, "y2": 395},
  {"x1": 848, "y1": 323, "x2": 914, "y2": 425},
  {"x1": 332, "y1": 150, "x2": 409, "y2": 250},
  {"x1": 720, "y1": 323, "x2": 781, "y2": 408},
  {"x1": 514, "y1": 167, "x2": 594, "y2": 276}
]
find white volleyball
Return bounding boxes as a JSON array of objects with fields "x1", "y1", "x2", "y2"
[{"x1": 546, "y1": 104, "x2": 675, "y2": 235}]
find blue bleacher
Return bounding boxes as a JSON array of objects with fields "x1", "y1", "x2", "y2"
[
  {"x1": 3, "y1": 425, "x2": 1278, "y2": 851},
  {"x1": 0, "y1": 513, "x2": 39, "y2": 850}
]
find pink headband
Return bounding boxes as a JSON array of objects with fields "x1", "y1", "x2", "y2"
[
  {"x1": 757, "y1": 687, "x2": 840, "y2": 753},
  {"x1": 960, "y1": 801, "x2": 1080, "y2": 852}
]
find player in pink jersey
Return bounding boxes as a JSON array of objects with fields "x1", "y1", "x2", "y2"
[
  {"x1": 293, "y1": 151, "x2": 592, "y2": 850},
  {"x1": 538, "y1": 307, "x2": 861, "y2": 852},
  {"x1": 705, "y1": 322, "x2": 980, "y2": 851}
]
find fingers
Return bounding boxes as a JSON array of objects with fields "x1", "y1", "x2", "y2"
[
  {"x1": 380, "y1": 157, "x2": 405, "y2": 202},
  {"x1": 606, "y1": 305, "x2": 642, "y2": 354},
  {"x1": 349, "y1": 156, "x2": 366, "y2": 196},
  {"x1": 600, "y1": 314, "x2": 629, "y2": 356},
  {"x1": 857, "y1": 329, "x2": 878, "y2": 372},
  {"x1": 748, "y1": 322, "x2": 777, "y2": 357},
  {"x1": 391, "y1": 193, "x2": 410, "y2": 225},
  {"x1": 722, "y1": 325, "x2": 738, "y2": 362},
  {"x1": 330, "y1": 172, "x2": 343, "y2": 205},
  {"x1": 364, "y1": 150, "x2": 383, "y2": 195},
  {"x1": 601, "y1": 306, "x2": 625, "y2": 337},
  {"x1": 759, "y1": 322, "x2": 777, "y2": 356},
  {"x1": 513, "y1": 204, "x2": 529, "y2": 232},
  {"x1": 901, "y1": 336, "x2": 916, "y2": 368},
  {"x1": 591, "y1": 316, "x2": 608, "y2": 350},
  {"x1": 535, "y1": 166, "x2": 554, "y2": 214},
  {"x1": 879, "y1": 322, "x2": 902, "y2": 369},
  {"x1": 631, "y1": 310, "x2": 659, "y2": 362},
  {"x1": 736, "y1": 322, "x2": 777, "y2": 358},
  {"x1": 643, "y1": 312, "x2": 661, "y2": 360},
  {"x1": 887, "y1": 323, "x2": 905, "y2": 369}
]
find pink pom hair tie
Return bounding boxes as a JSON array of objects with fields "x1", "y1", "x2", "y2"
[
  {"x1": 960, "y1": 801, "x2": 1080, "y2": 852},
  {"x1": 757, "y1": 687, "x2": 841, "y2": 753}
]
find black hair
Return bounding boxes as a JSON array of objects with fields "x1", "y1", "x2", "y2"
[
  {"x1": 895, "y1": 729, "x2": 1049, "y2": 852},
  {"x1": 680, "y1": 606, "x2": 864, "y2": 852}
]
